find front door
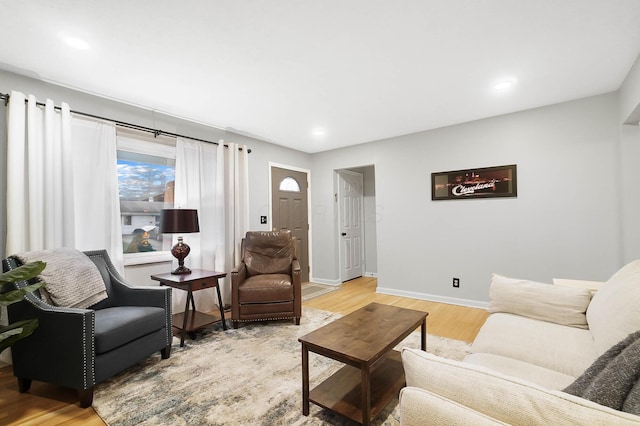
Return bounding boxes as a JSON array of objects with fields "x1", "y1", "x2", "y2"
[
  {"x1": 338, "y1": 170, "x2": 364, "y2": 282},
  {"x1": 271, "y1": 166, "x2": 310, "y2": 282}
]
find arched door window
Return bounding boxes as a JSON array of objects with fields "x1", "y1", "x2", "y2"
[{"x1": 279, "y1": 176, "x2": 301, "y2": 192}]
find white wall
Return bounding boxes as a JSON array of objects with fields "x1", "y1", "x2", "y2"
[
  {"x1": 311, "y1": 93, "x2": 629, "y2": 307},
  {"x1": 620, "y1": 54, "x2": 640, "y2": 124},
  {"x1": 619, "y1": 53, "x2": 640, "y2": 263},
  {"x1": 619, "y1": 123, "x2": 640, "y2": 262}
]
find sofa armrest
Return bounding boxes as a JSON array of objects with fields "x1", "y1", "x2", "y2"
[
  {"x1": 231, "y1": 262, "x2": 247, "y2": 283},
  {"x1": 231, "y1": 262, "x2": 247, "y2": 320},
  {"x1": 401, "y1": 348, "x2": 640, "y2": 425},
  {"x1": 400, "y1": 387, "x2": 508, "y2": 425},
  {"x1": 8, "y1": 295, "x2": 96, "y2": 390},
  {"x1": 292, "y1": 259, "x2": 302, "y2": 318}
]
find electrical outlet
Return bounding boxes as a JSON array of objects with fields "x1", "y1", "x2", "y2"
[
  {"x1": 453, "y1": 278, "x2": 460, "y2": 288},
  {"x1": 260, "y1": 216, "x2": 267, "y2": 224}
]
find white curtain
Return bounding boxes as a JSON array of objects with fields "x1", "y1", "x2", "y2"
[
  {"x1": 5, "y1": 91, "x2": 124, "y2": 271},
  {"x1": 216, "y1": 140, "x2": 249, "y2": 303},
  {"x1": 173, "y1": 138, "x2": 248, "y2": 312}
]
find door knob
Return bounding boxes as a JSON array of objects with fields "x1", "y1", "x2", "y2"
[{"x1": 341, "y1": 232, "x2": 347, "y2": 236}]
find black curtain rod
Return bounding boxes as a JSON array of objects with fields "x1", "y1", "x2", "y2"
[{"x1": 0, "y1": 92, "x2": 251, "y2": 154}]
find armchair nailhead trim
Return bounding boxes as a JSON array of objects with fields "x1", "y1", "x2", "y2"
[
  {"x1": 82, "y1": 315, "x2": 87, "y2": 389},
  {"x1": 165, "y1": 290, "x2": 172, "y2": 346},
  {"x1": 236, "y1": 316, "x2": 297, "y2": 322}
]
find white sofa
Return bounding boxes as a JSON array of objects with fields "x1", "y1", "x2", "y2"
[{"x1": 400, "y1": 260, "x2": 640, "y2": 425}]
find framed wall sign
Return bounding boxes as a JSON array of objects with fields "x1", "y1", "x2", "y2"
[{"x1": 431, "y1": 164, "x2": 517, "y2": 200}]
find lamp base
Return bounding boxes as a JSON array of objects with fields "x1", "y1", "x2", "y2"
[
  {"x1": 171, "y1": 266, "x2": 192, "y2": 275},
  {"x1": 170, "y1": 236, "x2": 192, "y2": 275}
]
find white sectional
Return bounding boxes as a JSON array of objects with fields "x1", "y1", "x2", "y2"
[{"x1": 400, "y1": 260, "x2": 640, "y2": 425}]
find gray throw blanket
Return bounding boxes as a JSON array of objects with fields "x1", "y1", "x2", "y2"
[
  {"x1": 15, "y1": 247, "x2": 108, "y2": 309},
  {"x1": 564, "y1": 329, "x2": 640, "y2": 415}
]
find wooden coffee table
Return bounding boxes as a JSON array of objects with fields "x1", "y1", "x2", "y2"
[{"x1": 299, "y1": 302, "x2": 428, "y2": 425}]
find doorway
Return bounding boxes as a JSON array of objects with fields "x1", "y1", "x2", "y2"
[
  {"x1": 271, "y1": 165, "x2": 310, "y2": 282},
  {"x1": 336, "y1": 166, "x2": 377, "y2": 283},
  {"x1": 337, "y1": 170, "x2": 365, "y2": 282}
]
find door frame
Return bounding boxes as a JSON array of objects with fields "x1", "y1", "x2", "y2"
[
  {"x1": 268, "y1": 162, "x2": 313, "y2": 280},
  {"x1": 335, "y1": 169, "x2": 366, "y2": 282}
]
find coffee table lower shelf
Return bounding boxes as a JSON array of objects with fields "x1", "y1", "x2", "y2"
[{"x1": 309, "y1": 350, "x2": 405, "y2": 424}]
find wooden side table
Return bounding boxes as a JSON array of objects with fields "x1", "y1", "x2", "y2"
[{"x1": 151, "y1": 269, "x2": 227, "y2": 347}]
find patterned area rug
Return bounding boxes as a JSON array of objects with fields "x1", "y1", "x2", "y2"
[
  {"x1": 301, "y1": 282, "x2": 338, "y2": 301},
  {"x1": 93, "y1": 307, "x2": 470, "y2": 425}
]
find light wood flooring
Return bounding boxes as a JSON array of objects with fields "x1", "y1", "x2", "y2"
[{"x1": 0, "y1": 277, "x2": 489, "y2": 425}]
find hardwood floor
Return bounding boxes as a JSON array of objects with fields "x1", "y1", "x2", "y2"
[
  {"x1": 0, "y1": 277, "x2": 489, "y2": 425},
  {"x1": 305, "y1": 277, "x2": 489, "y2": 342}
]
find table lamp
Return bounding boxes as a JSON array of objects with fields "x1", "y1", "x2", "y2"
[{"x1": 159, "y1": 208, "x2": 200, "y2": 274}]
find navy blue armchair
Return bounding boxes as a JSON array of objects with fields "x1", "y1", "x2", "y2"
[{"x1": 1, "y1": 249, "x2": 172, "y2": 407}]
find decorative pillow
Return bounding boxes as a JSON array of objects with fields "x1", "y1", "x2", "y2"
[
  {"x1": 564, "y1": 330, "x2": 640, "y2": 415},
  {"x1": 15, "y1": 247, "x2": 108, "y2": 309},
  {"x1": 488, "y1": 274, "x2": 592, "y2": 329}
]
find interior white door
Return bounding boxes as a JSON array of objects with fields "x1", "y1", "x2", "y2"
[{"x1": 338, "y1": 170, "x2": 364, "y2": 282}]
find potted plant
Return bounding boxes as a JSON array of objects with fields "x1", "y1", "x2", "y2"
[{"x1": 0, "y1": 261, "x2": 46, "y2": 353}]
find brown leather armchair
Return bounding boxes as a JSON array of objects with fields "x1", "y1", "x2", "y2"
[{"x1": 231, "y1": 230, "x2": 301, "y2": 328}]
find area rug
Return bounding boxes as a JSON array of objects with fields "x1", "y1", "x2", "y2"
[
  {"x1": 301, "y1": 282, "x2": 338, "y2": 301},
  {"x1": 93, "y1": 307, "x2": 470, "y2": 426}
]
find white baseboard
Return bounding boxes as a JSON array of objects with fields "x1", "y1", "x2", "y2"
[
  {"x1": 376, "y1": 286, "x2": 489, "y2": 309},
  {"x1": 309, "y1": 277, "x2": 341, "y2": 286},
  {"x1": 313, "y1": 273, "x2": 377, "y2": 284}
]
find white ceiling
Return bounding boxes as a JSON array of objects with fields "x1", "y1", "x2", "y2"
[{"x1": 1, "y1": 1, "x2": 640, "y2": 153}]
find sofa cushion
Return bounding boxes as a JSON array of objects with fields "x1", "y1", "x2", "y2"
[
  {"x1": 471, "y1": 313, "x2": 596, "y2": 377},
  {"x1": 238, "y1": 274, "x2": 293, "y2": 303},
  {"x1": 587, "y1": 259, "x2": 640, "y2": 356},
  {"x1": 400, "y1": 387, "x2": 509, "y2": 425},
  {"x1": 464, "y1": 353, "x2": 576, "y2": 390},
  {"x1": 488, "y1": 273, "x2": 591, "y2": 328},
  {"x1": 94, "y1": 306, "x2": 167, "y2": 354},
  {"x1": 402, "y1": 348, "x2": 640, "y2": 425},
  {"x1": 564, "y1": 330, "x2": 640, "y2": 415}
]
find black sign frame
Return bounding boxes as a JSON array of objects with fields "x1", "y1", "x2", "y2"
[{"x1": 431, "y1": 164, "x2": 517, "y2": 200}]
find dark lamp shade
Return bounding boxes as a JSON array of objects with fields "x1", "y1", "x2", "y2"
[{"x1": 159, "y1": 209, "x2": 200, "y2": 234}]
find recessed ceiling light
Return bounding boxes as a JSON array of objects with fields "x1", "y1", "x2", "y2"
[
  {"x1": 493, "y1": 79, "x2": 517, "y2": 91},
  {"x1": 312, "y1": 128, "x2": 326, "y2": 137},
  {"x1": 64, "y1": 36, "x2": 90, "y2": 50}
]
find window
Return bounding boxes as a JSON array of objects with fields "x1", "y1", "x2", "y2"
[
  {"x1": 116, "y1": 129, "x2": 176, "y2": 265},
  {"x1": 279, "y1": 176, "x2": 301, "y2": 192}
]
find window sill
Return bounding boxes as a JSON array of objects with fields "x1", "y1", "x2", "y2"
[{"x1": 123, "y1": 251, "x2": 173, "y2": 266}]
